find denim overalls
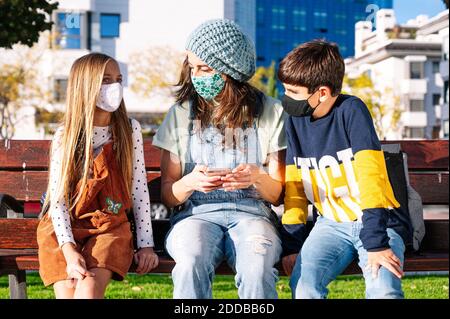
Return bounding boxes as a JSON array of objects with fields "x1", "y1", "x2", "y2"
[{"x1": 165, "y1": 102, "x2": 282, "y2": 299}]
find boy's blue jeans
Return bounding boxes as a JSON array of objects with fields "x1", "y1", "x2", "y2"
[
  {"x1": 165, "y1": 199, "x2": 282, "y2": 299},
  {"x1": 290, "y1": 216, "x2": 405, "y2": 299}
]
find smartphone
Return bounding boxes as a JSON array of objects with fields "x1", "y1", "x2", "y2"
[{"x1": 204, "y1": 168, "x2": 232, "y2": 176}]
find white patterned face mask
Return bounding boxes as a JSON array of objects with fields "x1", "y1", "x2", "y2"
[{"x1": 96, "y1": 83, "x2": 123, "y2": 112}]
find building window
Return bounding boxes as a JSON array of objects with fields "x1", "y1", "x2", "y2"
[
  {"x1": 292, "y1": 9, "x2": 306, "y2": 31},
  {"x1": 354, "y1": 14, "x2": 366, "y2": 22},
  {"x1": 313, "y1": 11, "x2": 328, "y2": 33},
  {"x1": 271, "y1": 6, "x2": 286, "y2": 30},
  {"x1": 432, "y1": 61, "x2": 440, "y2": 73},
  {"x1": 443, "y1": 35, "x2": 449, "y2": 61},
  {"x1": 403, "y1": 127, "x2": 425, "y2": 138},
  {"x1": 432, "y1": 125, "x2": 441, "y2": 139},
  {"x1": 410, "y1": 62, "x2": 423, "y2": 79},
  {"x1": 409, "y1": 99, "x2": 424, "y2": 112},
  {"x1": 444, "y1": 80, "x2": 449, "y2": 103},
  {"x1": 100, "y1": 14, "x2": 120, "y2": 38},
  {"x1": 257, "y1": 6, "x2": 264, "y2": 27},
  {"x1": 433, "y1": 94, "x2": 441, "y2": 106},
  {"x1": 55, "y1": 12, "x2": 82, "y2": 49},
  {"x1": 54, "y1": 79, "x2": 68, "y2": 103},
  {"x1": 444, "y1": 120, "x2": 449, "y2": 138},
  {"x1": 340, "y1": 46, "x2": 348, "y2": 56}
]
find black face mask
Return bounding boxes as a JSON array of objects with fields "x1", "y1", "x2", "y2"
[{"x1": 281, "y1": 92, "x2": 321, "y2": 117}]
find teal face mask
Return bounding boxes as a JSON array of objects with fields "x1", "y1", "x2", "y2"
[{"x1": 191, "y1": 73, "x2": 226, "y2": 100}]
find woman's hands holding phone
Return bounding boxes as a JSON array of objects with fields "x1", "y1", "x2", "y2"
[
  {"x1": 181, "y1": 165, "x2": 226, "y2": 193},
  {"x1": 181, "y1": 164, "x2": 265, "y2": 193},
  {"x1": 221, "y1": 163, "x2": 264, "y2": 191}
]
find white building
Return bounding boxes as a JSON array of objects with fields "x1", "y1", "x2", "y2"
[
  {"x1": 0, "y1": 0, "x2": 225, "y2": 139},
  {"x1": 346, "y1": 9, "x2": 449, "y2": 139}
]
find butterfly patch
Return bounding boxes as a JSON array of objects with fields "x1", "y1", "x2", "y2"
[{"x1": 106, "y1": 197, "x2": 122, "y2": 215}]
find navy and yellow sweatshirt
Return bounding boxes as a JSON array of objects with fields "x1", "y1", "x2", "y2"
[{"x1": 281, "y1": 94, "x2": 412, "y2": 256}]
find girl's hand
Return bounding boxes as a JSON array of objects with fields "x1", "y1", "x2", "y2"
[
  {"x1": 221, "y1": 164, "x2": 264, "y2": 191},
  {"x1": 181, "y1": 165, "x2": 224, "y2": 193},
  {"x1": 62, "y1": 243, "x2": 95, "y2": 285},
  {"x1": 134, "y1": 247, "x2": 159, "y2": 274}
]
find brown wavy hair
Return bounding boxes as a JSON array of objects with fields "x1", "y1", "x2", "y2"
[{"x1": 175, "y1": 57, "x2": 264, "y2": 129}]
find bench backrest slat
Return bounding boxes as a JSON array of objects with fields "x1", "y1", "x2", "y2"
[
  {"x1": 0, "y1": 140, "x2": 161, "y2": 171},
  {"x1": 1, "y1": 140, "x2": 448, "y2": 171}
]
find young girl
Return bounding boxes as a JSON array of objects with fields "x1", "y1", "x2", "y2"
[
  {"x1": 153, "y1": 19, "x2": 287, "y2": 299},
  {"x1": 37, "y1": 53, "x2": 159, "y2": 299}
]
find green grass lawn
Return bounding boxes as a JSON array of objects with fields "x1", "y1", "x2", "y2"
[{"x1": 0, "y1": 272, "x2": 448, "y2": 299}]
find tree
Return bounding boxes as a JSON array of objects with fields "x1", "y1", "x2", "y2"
[
  {"x1": 0, "y1": 0, "x2": 58, "y2": 48},
  {"x1": 0, "y1": 64, "x2": 25, "y2": 139},
  {"x1": 129, "y1": 46, "x2": 184, "y2": 99},
  {"x1": 443, "y1": 0, "x2": 449, "y2": 9},
  {"x1": 0, "y1": 42, "x2": 53, "y2": 139},
  {"x1": 342, "y1": 73, "x2": 402, "y2": 140},
  {"x1": 249, "y1": 61, "x2": 279, "y2": 98}
]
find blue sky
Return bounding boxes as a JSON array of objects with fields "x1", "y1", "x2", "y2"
[{"x1": 394, "y1": 0, "x2": 447, "y2": 24}]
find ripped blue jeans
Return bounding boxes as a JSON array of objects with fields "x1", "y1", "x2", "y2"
[{"x1": 165, "y1": 196, "x2": 282, "y2": 299}]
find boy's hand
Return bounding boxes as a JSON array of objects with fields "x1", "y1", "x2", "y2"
[
  {"x1": 282, "y1": 253, "x2": 298, "y2": 276},
  {"x1": 366, "y1": 248, "x2": 403, "y2": 279},
  {"x1": 134, "y1": 247, "x2": 159, "y2": 274},
  {"x1": 221, "y1": 164, "x2": 264, "y2": 191}
]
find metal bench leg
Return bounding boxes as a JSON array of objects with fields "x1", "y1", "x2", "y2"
[{"x1": 9, "y1": 270, "x2": 27, "y2": 299}]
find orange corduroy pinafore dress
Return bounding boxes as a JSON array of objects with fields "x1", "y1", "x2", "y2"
[{"x1": 37, "y1": 141, "x2": 134, "y2": 286}]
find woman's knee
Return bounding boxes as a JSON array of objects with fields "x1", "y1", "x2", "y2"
[{"x1": 174, "y1": 254, "x2": 215, "y2": 274}]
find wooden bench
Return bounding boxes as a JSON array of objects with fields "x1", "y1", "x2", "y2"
[{"x1": 0, "y1": 139, "x2": 448, "y2": 299}]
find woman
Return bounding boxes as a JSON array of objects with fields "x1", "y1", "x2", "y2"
[
  {"x1": 37, "y1": 53, "x2": 159, "y2": 299},
  {"x1": 152, "y1": 19, "x2": 287, "y2": 299}
]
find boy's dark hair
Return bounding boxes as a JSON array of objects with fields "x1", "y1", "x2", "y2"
[{"x1": 278, "y1": 39, "x2": 345, "y2": 96}]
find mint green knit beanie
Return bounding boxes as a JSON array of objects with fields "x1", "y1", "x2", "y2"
[{"x1": 185, "y1": 19, "x2": 256, "y2": 82}]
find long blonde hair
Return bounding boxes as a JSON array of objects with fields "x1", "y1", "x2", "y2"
[{"x1": 42, "y1": 53, "x2": 134, "y2": 217}]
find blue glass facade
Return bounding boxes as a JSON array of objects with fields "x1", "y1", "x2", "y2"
[
  {"x1": 226, "y1": 0, "x2": 393, "y2": 68},
  {"x1": 100, "y1": 14, "x2": 121, "y2": 38},
  {"x1": 55, "y1": 12, "x2": 81, "y2": 49}
]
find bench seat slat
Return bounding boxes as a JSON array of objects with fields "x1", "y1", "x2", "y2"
[
  {"x1": 0, "y1": 219, "x2": 447, "y2": 251},
  {"x1": 0, "y1": 250, "x2": 448, "y2": 275}
]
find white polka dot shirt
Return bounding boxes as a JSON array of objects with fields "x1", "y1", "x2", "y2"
[{"x1": 48, "y1": 119, "x2": 154, "y2": 249}]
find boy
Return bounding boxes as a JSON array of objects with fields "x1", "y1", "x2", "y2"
[{"x1": 278, "y1": 40, "x2": 412, "y2": 299}]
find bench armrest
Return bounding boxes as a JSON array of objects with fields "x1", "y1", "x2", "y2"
[{"x1": 0, "y1": 194, "x2": 24, "y2": 217}]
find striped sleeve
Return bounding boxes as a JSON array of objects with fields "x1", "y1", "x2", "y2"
[{"x1": 346, "y1": 98, "x2": 400, "y2": 251}]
